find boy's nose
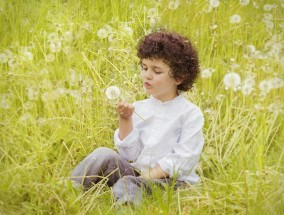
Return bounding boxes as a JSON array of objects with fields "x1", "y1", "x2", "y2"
[{"x1": 144, "y1": 70, "x2": 153, "y2": 80}]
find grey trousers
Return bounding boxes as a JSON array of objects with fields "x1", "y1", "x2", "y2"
[{"x1": 70, "y1": 147, "x2": 186, "y2": 204}]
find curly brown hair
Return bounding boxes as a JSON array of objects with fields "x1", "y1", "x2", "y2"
[{"x1": 137, "y1": 30, "x2": 199, "y2": 91}]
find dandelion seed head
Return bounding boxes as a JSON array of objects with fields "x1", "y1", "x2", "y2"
[
  {"x1": 97, "y1": 28, "x2": 108, "y2": 39},
  {"x1": 105, "y1": 86, "x2": 121, "y2": 100},
  {"x1": 0, "y1": 95, "x2": 10, "y2": 110},
  {"x1": 241, "y1": 84, "x2": 254, "y2": 96},
  {"x1": 201, "y1": 68, "x2": 215, "y2": 78},
  {"x1": 243, "y1": 78, "x2": 255, "y2": 87},
  {"x1": 50, "y1": 40, "x2": 62, "y2": 53},
  {"x1": 147, "y1": 7, "x2": 158, "y2": 17},
  {"x1": 108, "y1": 33, "x2": 118, "y2": 43},
  {"x1": 223, "y1": 72, "x2": 241, "y2": 89},
  {"x1": 19, "y1": 113, "x2": 32, "y2": 122},
  {"x1": 210, "y1": 0, "x2": 220, "y2": 8},
  {"x1": 263, "y1": 13, "x2": 273, "y2": 21},
  {"x1": 27, "y1": 87, "x2": 39, "y2": 101},
  {"x1": 63, "y1": 46, "x2": 72, "y2": 55},
  {"x1": 0, "y1": 53, "x2": 8, "y2": 64},
  {"x1": 8, "y1": 58, "x2": 19, "y2": 68},
  {"x1": 263, "y1": 4, "x2": 277, "y2": 11},
  {"x1": 123, "y1": 26, "x2": 133, "y2": 36},
  {"x1": 45, "y1": 53, "x2": 55, "y2": 62},
  {"x1": 82, "y1": 22, "x2": 92, "y2": 31},
  {"x1": 4, "y1": 49, "x2": 13, "y2": 59},
  {"x1": 23, "y1": 51, "x2": 33, "y2": 61},
  {"x1": 168, "y1": 1, "x2": 180, "y2": 10},
  {"x1": 270, "y1": 77, "x2": 284, "y2": 89},
  {"x1": 268, "y1": 102, "x2": 284, "y2": 114},
  {"x1": 230, "y1": 14, "x2": 241, "y2": 24},
  {"x1": 64, "y1": 31, "x2": 73, "y2": 42},
  {"x1": 264, "y1": 20, "x2": 274, "y2": 29},
  {"x1": 259, "y1": 80, "x2": 273, "y2": 94},
  {"x1": 240, "y1": 0, "x2": 249, "y2": 6},
  {"x1": 48, "y1": 32, "x2": 58, "y2": 41}
]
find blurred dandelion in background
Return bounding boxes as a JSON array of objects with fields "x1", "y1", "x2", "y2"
[
  {"x1": 201, "y1": 68, "x2": 215, "y2": 79},
  {"x1": 168, "y1": 0, "x2": 180, "y2": 10},
  {"x1": 230, "y1": 14, "x2": 241, "y2": 24},
  {"x1": 105, "y1": 86, "x2": 121, "y2": 100},
  {"x1": 209, "y1": 0, "x2": 220, "y2": 8},
  {"x1": 0, "y1": 95, "x2": 10, "y2": 110},
  {"x1": 45, "y1": 53, "x2": 55, "y2": 62},
  {"x1": 263, "y1": 4, "x2": 277, "y2": 11},
  {"x1": 223, "y1": 72, "x2": 241, "y2": 90},
  {"x1": 27, "y1": 87, "x2": 39, "y2": 101},
  {"x1": 239, "y1": 0, "x2": 250, "y2": 6},
  {"x1": 0, "y1": 53, "x2": 8, "y2": 63}
]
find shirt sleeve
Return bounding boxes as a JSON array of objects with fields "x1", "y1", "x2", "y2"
[
  {"x1": 157, "y1": 109, "x2": 204, "y2": 179},
  {"x1": 114, "y1": 128, "x2": 142, "y2": 161}
]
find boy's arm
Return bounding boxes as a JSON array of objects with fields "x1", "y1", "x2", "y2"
[{"x1": 116, "y1": 101, "x2": 134, "y2": 140}]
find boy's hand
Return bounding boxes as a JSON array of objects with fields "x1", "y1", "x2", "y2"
[
  {"x1": 141, "y1": 165, "x2": 169, "y2": 179},
  {"x1": 116, "y1": 101, "x2": 135, "y2": 120}
]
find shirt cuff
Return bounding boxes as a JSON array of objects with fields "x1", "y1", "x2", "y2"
[{"x1": 114, "y1": 128, "x2": 138, "y2": 148}]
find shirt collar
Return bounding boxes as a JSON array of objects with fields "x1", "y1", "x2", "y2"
[{"x1": 149, "y1": 93, "x2": 184, "y2": 105}]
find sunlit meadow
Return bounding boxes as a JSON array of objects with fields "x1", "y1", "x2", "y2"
[{"x1": 0, "y1": 0, "x2": 283, "y2": 214}]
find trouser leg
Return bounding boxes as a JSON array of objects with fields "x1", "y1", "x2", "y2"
[
  {"x1": 112, "y1": 176, "x2": 186, "y2": 205},
  {"x1": 70, "y1": 147, "x2": 137, "y2": 188}
]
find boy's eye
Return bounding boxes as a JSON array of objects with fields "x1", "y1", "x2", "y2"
[
  {"x1": 140, "y1": 65, "x2": 147, "y2": 70},
  {"x1": 154, "y1": 71, "x2": 162, "y2": 74}
]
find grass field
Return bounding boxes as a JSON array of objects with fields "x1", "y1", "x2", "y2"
[{"x1": 0, "y1": 0, "x2": 283, "y2": 214}]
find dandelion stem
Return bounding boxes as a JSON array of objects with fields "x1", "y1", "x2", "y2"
[{"x1": 134, "y1": 110, "x2": 145, "y2": 121}]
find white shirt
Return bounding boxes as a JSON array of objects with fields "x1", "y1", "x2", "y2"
[{"x1": 114, "y1": 94, "x2": 204, "y2": 184}]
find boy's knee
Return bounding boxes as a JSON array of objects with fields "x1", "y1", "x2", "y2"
[{"x1": 90, "y1": 147, "x2": 117, "y2": 160}]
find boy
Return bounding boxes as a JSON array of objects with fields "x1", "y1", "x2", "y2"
[{"x1": 71, "y1": 30, "x2": 204, "y2": 205}]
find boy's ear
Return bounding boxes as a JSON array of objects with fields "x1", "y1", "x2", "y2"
[{"x1": 175, "y1": 78, "x2": 183, "y2": 85}]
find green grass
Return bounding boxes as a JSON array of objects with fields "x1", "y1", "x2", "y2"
[{"x1": 0, "y1": 0, "x2": 283, "y2": 214}]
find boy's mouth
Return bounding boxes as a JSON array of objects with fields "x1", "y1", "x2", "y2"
[{"x1": 144, "y1": 82, "x2": 151, "y2": 88}]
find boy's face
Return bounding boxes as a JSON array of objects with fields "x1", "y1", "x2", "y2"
[{"x1": 140, "y1": 58, "x2": 182, "y2": 102}]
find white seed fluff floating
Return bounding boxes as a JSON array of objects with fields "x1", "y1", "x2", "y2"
[{"x1": 105, "y1": 86, "x2": 121, "y2": 100}]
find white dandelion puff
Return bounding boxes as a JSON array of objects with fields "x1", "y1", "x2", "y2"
[
  {"x1": 23, "y1": 51, "x2": 33, "y2": 61},
  {"x1": 48, "y1": 32, "x2": 58, "y2": 41},
  {"x1": 223, "y1": 72, "x2": 241, "y2": 90},
  {"x1": 240, "y1": 0, "x2": 249, "y2": 6},
  {"x1": 168, "y1": 1, "x2": 180, "y2": 10},
  {"x1": 147, "y1": 7, "x2": 158, "y2": 17},
  {"x1": 64, "y1": 31, "x2": 73, "y2": 42},
  {"x1": 82, "y1": 22, "x2": 92, "y2": 31},
  {"x1": 230, "y1": 14, "x2": 241, "y2": 24},
  {"x1": 27, "y1": 87, "x2": 39, "y2": 101},
  {"x1": 105, "y1": 86, "x2": 121, "y2": 100},
  {"x1": 45, "y1": 53, "x2": 55, "y2": 62},
  {"x1": 97, "y1": 28, "x2": 108, "y2": 39},
  {"x1": 241, "y1": 84, "x2": 254, "y2": 96},
  {"x1": 201, "y1": 68, "x2": 215, "y2": 78},
  {"x1": 210, "y1": 0, "x2": 220, "y2": 8},
  {"x1": 0, "y1": 53, "x2": 8, "y2": 64},
  {"x1": 50, "y1": 40, "x2": 62, "y2": 53},
  {"x1": 4, "y1": 49, "x2": 13, "y2": 59},
  {"x1": 123, "y1": 26, "x2": 133, "y2": 36},
  {"x1": 1, "y1": 95, "x2": 10, "y2": 110},
  {"x1": 270, "y1": 77, "x2": 284, "y2": 89},
  {"x1": 243, "y1": 78, "x2": 255, "y2": 87},
  {"x1": 259, "y1": 80, "x2": 273, "y2": 94},
  {"x1": 63, "y1": 46, "x2": 72, "y2": 55},
  {"x1": 263, "y1": 4, "x2": 277, "y2": 11},
  {"x1": 8, "y1": 58, "x2": 19, "y2": 68},
  {"x1": 105, "y1": 86, "x2": 145, "y2": 121},
  {"x1": 108, "y1": 33, "x2": 118, "y2": 43},
  {"x1": 19, "y1": 113, "x2": 32, "y2": 122}
]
